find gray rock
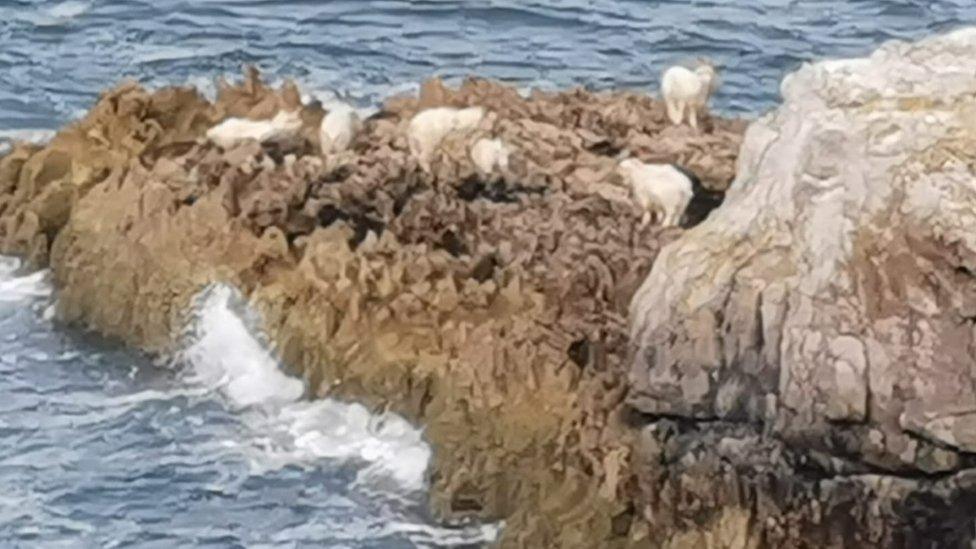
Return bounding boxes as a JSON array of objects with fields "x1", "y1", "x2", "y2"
[{"x1": 629, "y1": 28, "x2": 976, "y2": 546}]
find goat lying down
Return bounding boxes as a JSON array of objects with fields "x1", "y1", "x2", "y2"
[{"x1": 206, "y1": 109, "x2": 302, "y2": 149}]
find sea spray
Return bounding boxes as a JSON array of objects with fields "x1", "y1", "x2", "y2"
[
  {"x1": 175, "y1": 284, "x2": 500, "y2": 544},
  {"x1": 0, "y1": 266, "x2": 497, "y2": 545},
  {"x1": 0, "y1": 257, "x2": 52, "y2": 302},
  {"x1": 176, "y1": 284, "x2": 432, "y2": 491}
]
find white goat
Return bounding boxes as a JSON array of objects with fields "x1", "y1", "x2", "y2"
[
  {"x1": 470, "y1": 137, "x2": 511, "y2": 177},
  {"x1": 206, "y1": 109, "x2": 302, "y2": 149},
  {"x1": 408, "y1": 106, "x2": 486, "y2": 173},
  {"x1": 660, "y1": 62, "x2": 718, "y2": 130},
  {"x1": 319, "y1": 104, "x2": 362, "y2": 155},
  {"x1": 617, "y1": 159, "x2": 694, "y2": 228}
]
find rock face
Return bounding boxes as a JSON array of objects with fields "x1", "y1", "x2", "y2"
[
  {"x1": 629, "y1": 28, "x2": 976, "y2": 546},
  {"x1": 0, "y1": 69, "x2": 745, "y2": 547}
]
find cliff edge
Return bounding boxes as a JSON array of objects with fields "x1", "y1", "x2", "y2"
[{"x1": 629, "y1": 27, "x2": 976, "y2": 547}]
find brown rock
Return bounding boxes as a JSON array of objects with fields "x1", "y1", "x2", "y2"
[{"x1": 1, "y1": 69, "x2": 748, "y2": 547}]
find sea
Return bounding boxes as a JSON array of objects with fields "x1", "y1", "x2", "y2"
[{"x1": 1, "y1": 1, "x2": 974, "y2": 546}]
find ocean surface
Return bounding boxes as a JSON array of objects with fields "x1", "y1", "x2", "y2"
[
  {"x1": 1, "y1": 1, "x2": 976, "y2": 547},
  {"x1": 3, "y1": 0, "x2": 976, "y2": 136},
  {"x1": 0, "y1": 259, "x2": 496, "y2": 547}
]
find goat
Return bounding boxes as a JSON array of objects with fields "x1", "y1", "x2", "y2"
[
  {"x1": 617, "y1": 158, "x2": 695, "y2": 228},
  {"x1": 206, "y1": 109, "x2": 302, "y2": 149},
  {"x1": 407, "y1": 106, "x2": 487, "y2": 173},
  {"x1": 469, "y1": 137, "x2": 511, "y2": 178},
  {"x1": 319, "y1": 104, "x2": 362, "y2": 155},
  {"x1": 660, "y1": 61, "x2": 718, "y2": 130}
]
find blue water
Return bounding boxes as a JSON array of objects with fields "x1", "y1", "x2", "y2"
[
  {"x1": 0, "y1": 261, "x2": 494, "y2": 547},
  {"x1": 2, "y1": 0, "x2": 976, "y2": 134},
  {"x1": 2, "y1": 1, "x2": 976, "y2": 547}
]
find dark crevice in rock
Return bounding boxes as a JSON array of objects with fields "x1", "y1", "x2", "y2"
[
  {"x1": 894, "y1": 485, "x2": 976, "y2": 549},
  {"x1": 469, "y1": 254, "x2": 498, "y2": 283},
  {"x1": 585, "y1": 140, "x2": 623, "y2": 157},
  {"x1": 644, "y1": 414, "x2": 976, "y2": 484},
  {"x1": 671, "y1": 164, "x2": 726, "y2": 228},
  {"x1": 682, "y1": 191, "x2": 725, "y2": 228},
  {"x1": 317, "y1": 164, "x2": 354, "y2": 185},
  {"x1": 455, "y1": 175, "x2": 545, "y2": 203},
  {"x1": 143, "y1": 140, "x2": 197, "y2": 163},
  {"x1": 450, "y1": 485, "x2": 486, "y2": 515},
  {"x1": 262, "y1": 137, "x2": 312, "y2": 165},
  {"x1": 315, "y1": 203, "x2": 386, "y2": 248},
  {"x1": 392, "y1": 184, "x2": 421, "y2": 216},
  {"x1": 629, "y1": 410, "x2": 732, "y2": 429},
  {"x1": 567, "y1": 338, "x2": 590, "y2": 368},
  {"x1": 417, "y1": 378, "x2": 434, "y2": 420},
  {"x1": 438, "y1": 229, "x2": 469, "y2": 258},
  {"x1": 364, "y1": 109, "x2": 396, "y2": 122}
]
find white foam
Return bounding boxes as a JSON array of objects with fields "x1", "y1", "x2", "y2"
[
  {"x1": 181, "y1": 286, "x2": 304, "y2": 408},
  {"x1": 15, "y1": 0, "x2": 91, "y2": 27},
  {"x1": 45, "y1": 0, "x2": 91, "y2": 19},
  {"x1": 0, "y1": 257, "x2": 52, "y2": 302},
  {"x1": 182, "y1": 75, "x2": 219, "y2": 102},
  {"x1": 0, "y1": 256, "x2": 19, "y2": 278},
  {"x1": 178, "y1": 285, "x2": 432, "y2": 491},
  {"x1": 0, "y1": 129, "x2": 57, "y2": 157},
  {"x1": 0, "y1": 129, "x2": 56, "y2": 144},
  {"x1": 386, "y1": 521, "x2": 503, "y2": 547}
]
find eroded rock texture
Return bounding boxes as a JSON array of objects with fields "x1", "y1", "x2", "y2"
[
  {"x1": 0, "y1": 68, "x2": 744, "y2": 547},
  {"x1": 629, "y1": 28, "x2": 976, "y2": 547}
]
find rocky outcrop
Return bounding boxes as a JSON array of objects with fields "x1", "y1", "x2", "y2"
[
  {"x1": 0, "y1": 68, "x2": 744, "y2": 547},
  {"x1": 629, "y1": 28, "x2": 976, "y2": 546}
]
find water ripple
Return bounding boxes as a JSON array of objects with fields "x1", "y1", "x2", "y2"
[
  {"x1": 2, "y1": 0, "x2": 976, "y2": 132},
  {"x1": 0, "y1": 263, "x2": 495, "y2": 546},
  {"x1": 1, "y1": 3, "x2": 974, "y2": 545}
]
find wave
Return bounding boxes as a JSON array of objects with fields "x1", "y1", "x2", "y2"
[
  {"x1": 11, "y1": 0, "x2": 92, "y2": 28},
  {"x1": 176, "y1": 284, "x2": 433, "y2": 491},
  {"x1": 0, "y1": 129, "x2": 57, "y2": 156},
  {"x1": 0, "y1": 260, "x2": 497, "y2": 545},
  {"x1": 176, "y1": 284, "x2": 500, "y2": 545},
  {"x1": 0, "y1": 257, "x2": 52, "y2": 302},
  {"x1": 45, "y1": 0, "x2": 91, "y2": 20}
]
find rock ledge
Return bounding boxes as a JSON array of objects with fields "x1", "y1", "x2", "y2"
[{"x1": 629, "y1": 27, "x2": 976, "y2": 548}]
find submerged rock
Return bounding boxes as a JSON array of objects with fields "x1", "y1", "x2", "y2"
[
  {"x1": 0, "y1": 67, "x2": 744, "y2": 547},
  {"x1": 629, "y1": 28, "x2": 976, "y2": 546}
]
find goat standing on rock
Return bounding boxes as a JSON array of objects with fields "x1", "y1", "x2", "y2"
[
  {"x1": 319, "y1": 104, "x2": 362, "y2": 154},
  {"x1": 617, "y1": 158, "x2": 695, "y2": 228},
  {"x1": 661, "y1": 60, "x2": 718, "y2": 130},
  {"x1": 470, "y1": 137, "x2": 511, "y2": 179},
  {"x1": 407, "y1": 106, "x2": 487, "y2": 174}
]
